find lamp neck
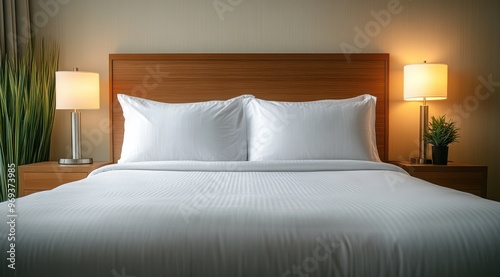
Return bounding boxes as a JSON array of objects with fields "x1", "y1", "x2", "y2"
[{"x1": 422, "y1": 97, "x2": 427, "y2": 106}]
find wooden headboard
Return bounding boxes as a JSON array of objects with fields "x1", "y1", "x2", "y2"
[{"x1": 109, "y1": 53, "x2": 389, "y2": 163}]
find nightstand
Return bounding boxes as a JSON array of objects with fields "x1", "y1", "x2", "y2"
[
  {"x1": 18, "y1": 161, "x2": 112, "y2": 197},
  {"x1": 391, "y1": 161, "x2": 487, "y2": 198}
]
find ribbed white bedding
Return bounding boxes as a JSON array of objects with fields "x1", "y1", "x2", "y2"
[{"x1": 1, "y1": 160, "x2": 500, "y2": 277}]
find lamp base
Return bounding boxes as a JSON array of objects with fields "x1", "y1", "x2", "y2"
[
  {"x1": 58, "y1": 158, "x2": 93, "y2": 165},
  {"x1": 410, "y1": 157, "x2": 432, "y2": 164}
]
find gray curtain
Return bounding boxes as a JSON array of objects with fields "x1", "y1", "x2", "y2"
[{"x1": 0, "y1": 0, "x2": 31, "y2": 59}]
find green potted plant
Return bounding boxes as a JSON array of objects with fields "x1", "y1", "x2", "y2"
[
  {"x1": 0, "y1": 40, "x2": 59, "y2": 201},
  {"x1": 423, "y1": 115, "x2": 460, "y2": 165}
]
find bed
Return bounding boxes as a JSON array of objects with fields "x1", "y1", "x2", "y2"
[{"x1": 1, "y1": 53, "x2": 500, "y2": 277}]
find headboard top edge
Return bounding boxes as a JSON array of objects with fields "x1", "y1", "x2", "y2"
[{"x1": 109, "y1": 53, "x2": 389, "y2": 61}]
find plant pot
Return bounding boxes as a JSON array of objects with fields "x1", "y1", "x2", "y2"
[{"x1": 432, "y1": 146, "x2": 449, "y2": 165}]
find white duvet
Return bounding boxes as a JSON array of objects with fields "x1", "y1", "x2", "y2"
[{"x1": 1, "y1": 160, "x2": 500, "y2": 277}]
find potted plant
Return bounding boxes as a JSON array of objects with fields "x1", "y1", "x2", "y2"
[
  {"x1": 0, "y1": 40, "x2": 59, "y2": 201},
  {"x1": 423, "y1": 115, "x2": 460, "y2": 165}
]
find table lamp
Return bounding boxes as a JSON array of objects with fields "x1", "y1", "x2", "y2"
[
  {"x1": 56, "y1": 69, "x2": 100, "y2": 165},
  {"x1": 404, "y1": 62, "x2": 447, "y2": 164}
]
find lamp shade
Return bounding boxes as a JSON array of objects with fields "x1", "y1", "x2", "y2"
[
  {"x1": 404, "y1": 63, "x2": 447, "y2": 101},
  {"x1": 56, "y1": 71, "x2": 100, "y2": 110}
]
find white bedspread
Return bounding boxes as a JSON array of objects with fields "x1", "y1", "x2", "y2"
[{"x1": 1, "y1": 160, "x2": 500, "y2": 277}]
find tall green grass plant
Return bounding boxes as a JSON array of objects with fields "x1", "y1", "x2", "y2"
[{"x1": 0, "y1": 40, "x2": 59, "y2": 201}]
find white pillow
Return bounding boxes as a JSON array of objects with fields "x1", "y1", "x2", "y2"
[
  {"x1": 118, "y1": 94, "x2": 252, "y2": 163},
  {"x1": 245, "y1": 94, "x2": 380, "y2": 161}
]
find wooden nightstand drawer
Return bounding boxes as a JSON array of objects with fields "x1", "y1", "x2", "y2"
[
  {"x1": 19, "y1": 161, "x2": 111, "y2": 196},
  {"x1": 24, "y1": 172, "x2": 87, "y2": 186},
  {"x1": 391, "y1": 161, "x2": 487, "y2": 198}
]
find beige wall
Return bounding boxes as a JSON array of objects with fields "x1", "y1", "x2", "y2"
[{"x1": 31, "y1": 0, "x2": 500, "y2": 200}]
